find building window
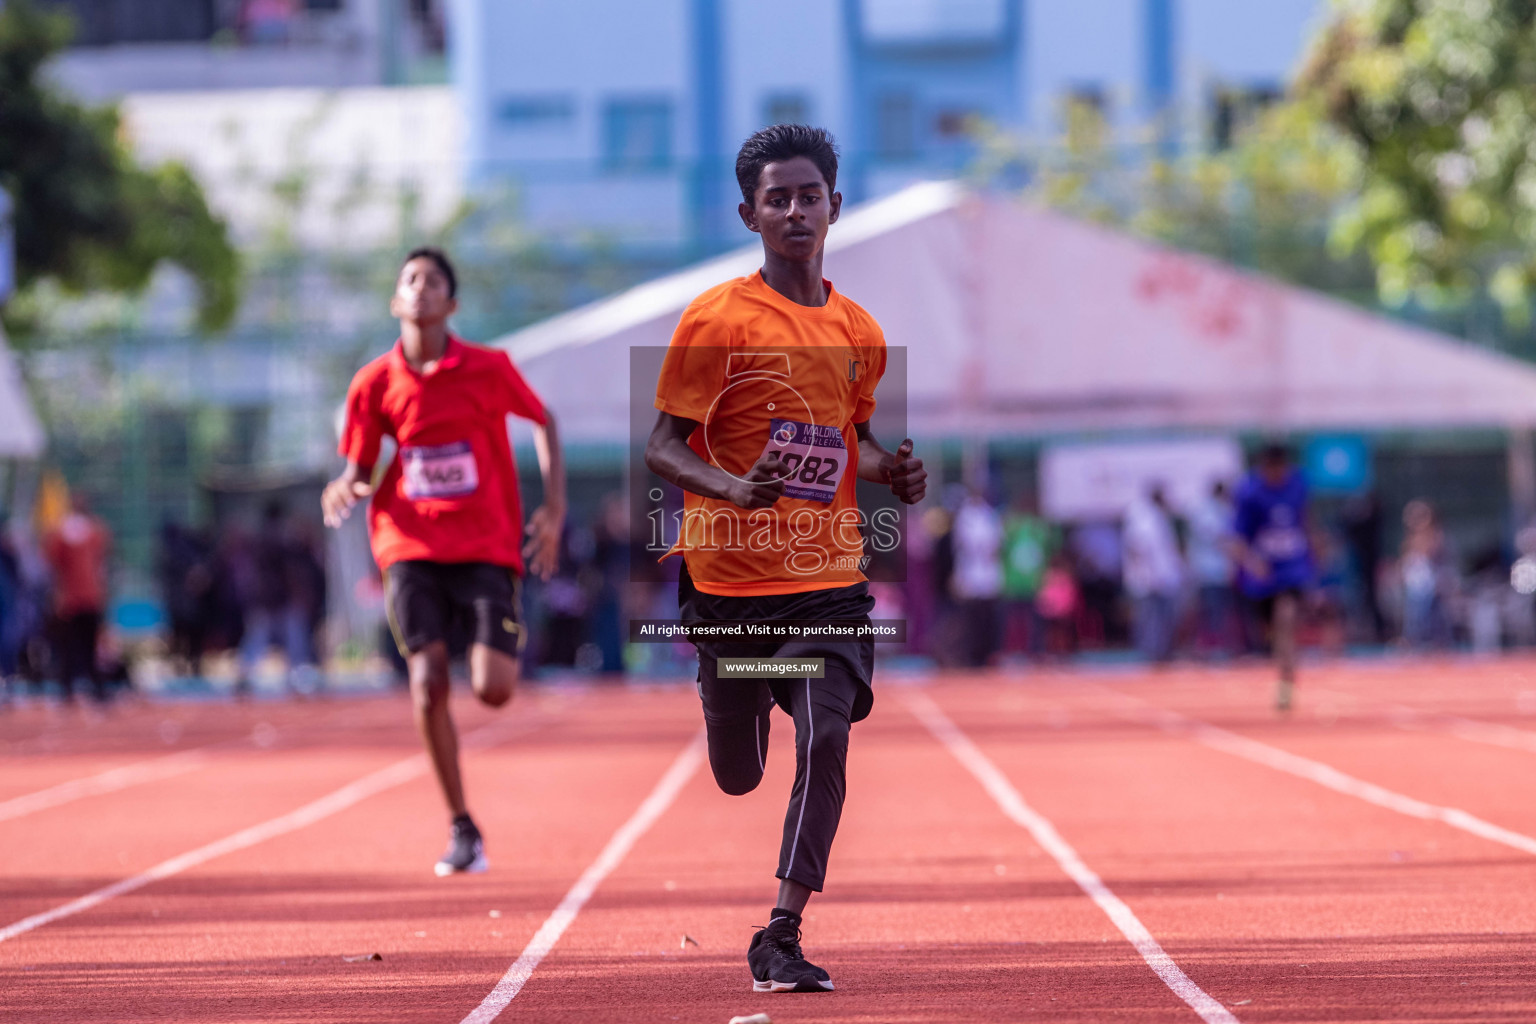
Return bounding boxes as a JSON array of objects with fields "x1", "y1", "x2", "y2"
[
  {"x1": 405, "y1": 0, "x2": 446, "y2": 53},
  {"x1": 875, "y1": 93, "x2": 916, "y2": 160},
  {"x1": 1057, "y1": 86, "x2": 1109, "y2": 152},
  {"x1": 1211, "y1": 84, "x2": 1282, "y2": 149},
  {"x1": 934, "y1": 109, "x2": 981, "y2": 139},
  {"x1": 49, "y1": 0, "x2": 218, "y2": 45},
  {"x1": 860, "y1": 0, "x2": 1007, "y2": 46},
  {"x1": 1061, "y1": 85, "x2": 1107, "y2": 119},
  {"x1": 497, "y1": 95, "x2": 576, "y2": 129},
  {"x1": 603, "y1": 99, "x2": 674, "y2": 171},
  {"x1": 763, "y1": 93, "x2": 811, "y2": 127}
]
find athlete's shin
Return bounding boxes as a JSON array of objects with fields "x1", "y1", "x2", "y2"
[
  {"x1": 774, "y1": 877, "x2": 814, "y2": 917},
  {"x1": 777, "y1": 677, "x2": 854, "y2": 892},
  {"x1": 1274, "y1": 593, "x2": 1299, "y2": 683},
  {"x1": 409, "y1": 644, "x2": 468, "y2": 817}
]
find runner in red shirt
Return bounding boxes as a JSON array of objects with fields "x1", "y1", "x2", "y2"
[
  {"x1": 322, "y1": 247, "x2": 566, "y2": 876},
  {"x1": 44, "y1": 494, "x2": 112, "y2": 704}
]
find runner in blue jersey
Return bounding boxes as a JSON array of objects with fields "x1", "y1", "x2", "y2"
[{"x1": 1232, "y1": 443, "x2": 1313, "y2": 711}]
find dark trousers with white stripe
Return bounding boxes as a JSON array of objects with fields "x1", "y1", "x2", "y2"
[
  {"x1": 678, "y1": 563, "x2": 875, "y2": 893},
  {"x1": 701, "y1": 665, "x2": 863, "y2": 892}
]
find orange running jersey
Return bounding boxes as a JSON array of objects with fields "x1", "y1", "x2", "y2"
[{"x1": 654, "y1": 270, "x2": 887, "y2": 597}]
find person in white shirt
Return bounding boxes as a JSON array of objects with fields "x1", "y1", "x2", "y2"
[
  {"x1": 1186, "y1": 480, "x2": 1237, "y2": 655},
  {"x1": 1122, "y1": 484, "x2": 1183, "y2": 663},
  {"x1": 951, "y1": 489, "x2": 1005, "y2": 666}
]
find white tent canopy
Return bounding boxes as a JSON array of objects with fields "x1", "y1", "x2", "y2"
[
  {"x1": 0, "y1": 324, "x2": 44, "y2": 459},
  {"x1": 493, "y1": 181, "x2": 1536, "y2": 443}
]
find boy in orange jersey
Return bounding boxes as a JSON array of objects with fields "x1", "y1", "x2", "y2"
[
  {"x1": 323, "y1": 247, "x2": 565, "y2": 876},
  {"x1": 646, "y1": 125, "x2": 926, "y2": 993}
]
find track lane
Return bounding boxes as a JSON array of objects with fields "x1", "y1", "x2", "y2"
[
  {"x1": 0, "y1": 694, "x2": 514, "y2": 940},
  {"x1": 8, "y1": 663, "x2": 1536, "y2": 1021},
  {"x1": 904, "y1": 689, "x2": 1238, "y2": 1023},
  {"x1": 494, "y1": 683, "x2": 1217, "y2": 1023},
  {"x1": 1096, "y1": 673, "x2": 1536, "y2": 851},
  {"x1": 921, "y1": 675, "x2": 1536, "y2": 1022},
  {"x1": 0, "y1": 746, "x2": 213, "y2": 822},
  {"x1": 0, "y1": 688, "x2": 712, "y2": 1024}
]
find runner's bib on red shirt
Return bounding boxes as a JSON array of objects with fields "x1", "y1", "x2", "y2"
[
  {"x1": 401, "y1": 441, "x2": 479, "y2": 500},
  {"x1": 339, "y1": 336, "x2": 547, "y2": 572}
]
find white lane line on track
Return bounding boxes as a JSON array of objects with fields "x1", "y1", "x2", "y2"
[
  {"x1": 1105, "y1": 690, "x2": 1536, "y2": 858},
  {"x1": 0, "y1": 715, "x2": 542, "y2": 945},
  {"x1": 0, "y1": 747, "x2": 212, "y2": 824},
  {"x1": 1309, "y1": 685, "x2": 1536, "y2": 757},
  {"x1": 902, "y1": 692, "x2": 1241, "y2": 1024},
  {"x1": 460, "y1": 730, "x2": 707, "y2": 1024},
  {"x1": 1431, "y1": 714, "x2": 1536, "y2": 755},
  {"x1": 1386, "y1": 704, "x2": 1536, "y2": 756}
]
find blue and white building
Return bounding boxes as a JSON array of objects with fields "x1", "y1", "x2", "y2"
[
  {"x1": 45, "y1": 0, "x2": 449, "y2": 98},
  {"x1": 451, "y1": 0, "x2": 1326, "y2": 251}
]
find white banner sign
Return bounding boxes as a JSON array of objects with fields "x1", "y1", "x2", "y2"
[{"x1": 1041, "y1": 437, "x2": 1244, "y2": 521}]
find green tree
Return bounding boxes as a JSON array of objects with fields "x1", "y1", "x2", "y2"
[
  {"x1": 973, "y1": 96, "x2": 1370, "y2": 298},
  {"x1": 0, "y1": 0, "x2": 240, "y2": 337},
  {"x1": 1298, "y1": 0, "x2": 1536, "y2": 316}
]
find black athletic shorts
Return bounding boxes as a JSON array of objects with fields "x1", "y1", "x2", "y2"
[
  {"x1": 385, "y1": 560, "x2": 525, "y2": 659},
  {"x1": 1251, "y1": 587, "x2": 1304, "y2": 624},
  {"x1": 678, "y1": 561, "x2": 877, "y2": 723}
]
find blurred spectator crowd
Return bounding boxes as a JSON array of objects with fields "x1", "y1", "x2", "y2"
[
  {"x1": 1, "y1": 491, "x2": 126, "y2": 702},
  {"x1": 0, "y1": 495, "x2": 327, "y2": 703},
  {"x1": 897, "y1": 478, "x2": 1534, "y2": 669},
  {"x1": 4, "y1": 470, "x2": 1536, "y2": 702}
]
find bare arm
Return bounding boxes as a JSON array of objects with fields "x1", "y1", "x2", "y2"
[
  {"x1": 531, "y1": 409, "x2": 567, "y2": 513},
  {"x1": 644, "y1": 411, "x2": 788, "y2": 509},
  {"x1": 854, "y1": 421, "x2": 927, "y2": 504},
  {"x1": 1224, "y1": 531, "x2": 1271, "y2": 581},
  {"x1": 321, "y1": 459, "x2": 376, "y2": 528},
  {"x1": 522, "y1": 410, "x2": 567, "y2": 581}
]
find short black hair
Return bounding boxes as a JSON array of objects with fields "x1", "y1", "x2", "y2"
[
  {"x1": 735, "y1": 124, "x2": 839, "y2": 204},
  {"x1": 401, "y1": 245, "x2": 457, "y2": 298}
]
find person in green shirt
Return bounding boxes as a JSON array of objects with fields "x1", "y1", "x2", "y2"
[{"x1": 1002, "y1": 495, "x2": 1058, "y2": 657}]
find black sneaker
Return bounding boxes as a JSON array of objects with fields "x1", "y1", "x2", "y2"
[
  {"x1": 747, "y1": 915, "x2": 834, "y2": 993},
  {"x1": 434, "y1": 814, "x2": 488, "y2": 877}
]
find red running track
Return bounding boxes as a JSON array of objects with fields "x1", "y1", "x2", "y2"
[{"x1": 3, "y1": 659, "x2": 1536, "y2": 1022}]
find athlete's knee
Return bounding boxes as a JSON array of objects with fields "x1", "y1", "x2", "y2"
[
  {"x1": 408, "y1": 647, "x2": 450, "y2": 715},
  {"x1": 475, "y1": 674, "x2": 514, "y2": 708},
  {"x1": 807, "y1": 709, "x2": 850, "y2": 755},
  {"x1": 410, "y1": 678, "x2": 449, "y2": 717},
  {"x1": 470, "y1": 645, "x2": 519, "y2": 708},
  {"x1": 476, "y1": 682, "x2": 513, "y2": 708},
  {"x1": 706, "y1": 724, "x2": 766, "y2": 795},
  {"x1": 711, "y1": 759, "x2": 764, "y2": 796}
]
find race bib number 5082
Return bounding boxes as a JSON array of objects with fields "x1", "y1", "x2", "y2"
[
  {"x1": 760, "y1": 418, "x2": 848, "y2": 504},
  {"x1": 401, "y1": 441, "x2": 480, "y2": 500}
]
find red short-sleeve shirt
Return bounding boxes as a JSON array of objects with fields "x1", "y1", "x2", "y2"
[{"x1": 340, "y1": 336, "x2": 547, "y2": 573}]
